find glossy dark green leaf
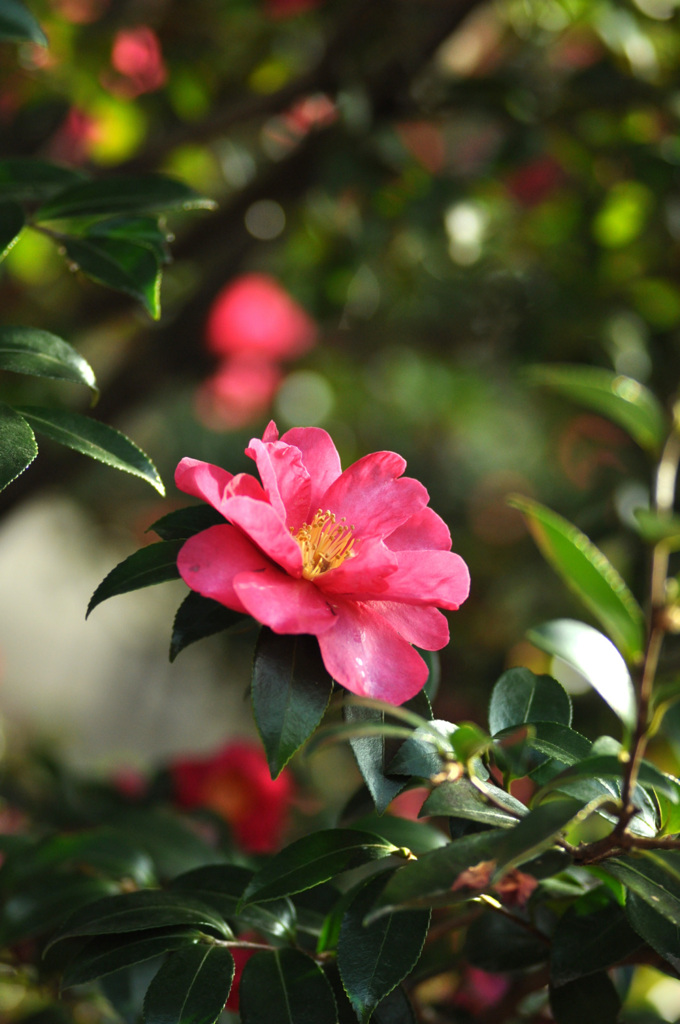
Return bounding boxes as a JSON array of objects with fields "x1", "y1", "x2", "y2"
[
  {"x1": 349, "y1": 812, "x2": 448, "y2": 855},
  {"x1": 550, "y1": 890, "x2": 642, "y2": 985},
  {"x1": 149, "y1": 503, "x2": 225, "y2": 540},
  {"x1": 0, "y1": 160, "x2": 86, "y2": 201},
  {"x1": 420, "y1": 776, "x2": 527, "y2": 827},
  {"x1": 0, "y1": 876, "x2": 119, "y2": 944},
  {"x1": 86, "y1": 216, "x2": 171, "y2": 263},
  {"x1": 169, "y1": 864, "x2": 297, "y2": 940},
  {"x1": 0, "y1": 0, "x2": 47, "y2": 44},
  {"x1": 240, "y1": 829, "x2": 398, "y2": 907},
  {"x1": 253, "y1": 629, "x2": 334, "y2": 777},
  {"x1": 50, "y1": 890, "x2": 232, "y2": 946},
  {"x1": 171, "y1": 591, "x2": 250, "y2": 662},
  {"x1": 509, "y1": 496, "x2": 645, "y2": 664},
  {"x1": 626, "y1": 890, "x2": 680, "y2": 972},
  {"x1": 524, "y1": 721, "x2": 591, "y2": 769},
  {"x1": 36, "y1": 175, "x2": 216, "y2": 220},
  {"x1": 0, "y1": 199, "x2": 24, "y2": 259},
  {"x1": 17, "y1": 405, "x2": 164, "y2": 495},
  {"x1": 528, "y1": 619, "x2": 636, "y2": 729},
  {"x1": 488, "y1": 667, "x2": 572, "y2": 735},
  {"x1": 373, "y1": 829, "x2": 507, "y2": 913},
  {"x1": 240, "y1": 948, "x2": 337, "y2": 1024},
  {"x1": 0, "y1": 401, "x2": 37, "y2": 490},
  {"x1": 465, "y1": 908, "x2": 549, "y2": 971},
  {"x1": 344, "y1": 703, "x2": 407, "y2": 814},
  {"x1": 604, "y1": 851, "x2": 680, "y2": 926},
  {"x1": 493, "y1": 797, "x2": 589, "y2": 874},
  {"x1": 549, "y1": 972, "x2": 621, "y2": 1024},
  {"x1": 58, "y1": 235, "x2": 162, "y2": 318},
  {"x1": 87, "y1": 541, "x2": 181, "y2": 617},
  {"x1": 143, "y1": 944, "x2": 235, "y2": 1024},
  {"x1": 107, "y1": 808, "x2": 227, "y2": 878},
  {"x1": 387, "y1": 720, "x2": 455, "y2": 777},
  {"x1": 62, "y1": 929, "x2": 202, "y2": 987},
  {"x1": 337, "y1": 874, "x2": 430, "y2": 1024},
  {"x1": 0, "y1": 326, "x2": 97, "y2": 394},
  {"x1": 526, "y1": 364, "x2": 667, "y2": 455},
  {"x1": 538, "y1": 754, "x2": 680, "y2": 804}
]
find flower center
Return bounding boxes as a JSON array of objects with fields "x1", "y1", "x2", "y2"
[{"x1": 293, "y1": 509, "x2": 355, "y2": 581}]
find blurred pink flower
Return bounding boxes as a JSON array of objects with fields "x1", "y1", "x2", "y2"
[
  {"x1": 453, "y1": 966, "x2": 510, "y2": 1014},
  {"x1": 47, "y1": 107, "x2": 98, "y2": 165},
  {"x1": 195, "y1": 357, "x2": 282, "y2": 430},
  {"x1": 264, "y1": 0, "x2": 322, "y2": 17},
  {"x1": 109, "y1": 26, "x2": 167, "y2": 96},
  {"x1": 175, "y1": 422, "x2": 470, "y2": 703},
  {"x1": 205, "y1": 274, "x2": 316, "y2": 362},
  {"x1": 171, "y1": 740, "x2": 294, "y2": 854}
]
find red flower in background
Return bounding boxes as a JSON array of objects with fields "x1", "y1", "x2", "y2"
[
  {"x1": 170, "y1": 740, "x2": 294, "y2": 853},
  {"x1": 195, "y1": 358, "x2": 283, "y2": 430},
  {"x1": 264, "y1": 0, "x2": 322, "y2": 18},
  {"x1": 176, "y1": 422, "x2": 470, "y2": 704},
  {"x1": 506, "y1": 155, "x2": 565, "y2": 207},
  {"x1": 109, "y1": 26, "x2": 167, "y2": 97}
]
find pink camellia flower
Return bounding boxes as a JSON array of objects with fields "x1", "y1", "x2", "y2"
[
  {"x1": 176, "y1": 423, "x2": 470, "y2": 704},
  {"x1": 110, "y1": 26, "x2": 167, "y2": 97},
  {"x1": 170, "y1": 739, "x2": 294, "y2": 854},
  {"x1": 205, "y1": 274, "x2": 316, "y2": 362}
]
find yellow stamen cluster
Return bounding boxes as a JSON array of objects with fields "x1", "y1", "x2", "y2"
[{"x1": 292, "y1": 509, "x2": 356, "y2": 581}]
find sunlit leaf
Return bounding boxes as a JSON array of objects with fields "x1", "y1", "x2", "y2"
[
  {"x1": 0, "y1": 401, "x2": 37, "y2": 490},
  {"x1": 17, "y1": 405, "x2": 164, "y2": 495},
  {"x1": 58, "y1": 235, "x2": 162, "y2": 319},
  {"x1": 488, "y1": 667, "x2": 572, "y2": 735},
  {"x1": 36, "y1": 175, "x2": 216, "y2": 220},
  {"x1": 421, "y1": 777, "x2": 527, "y2": 828},
  {"x1": 510, "y1": 496, "x2": 645, "y2": 664},
  {"x1": 0, "y1": 0, "x2": 47, "y2": 45},
  {"x1": 0, "y1": 199, "x2": 24, "y2": 260},
  {"x1": 493, "y1": 797, "x2": 589, "y2": 875},
  {"x1": 0, "y1": 326, "x2": 98, "y2": 395}
]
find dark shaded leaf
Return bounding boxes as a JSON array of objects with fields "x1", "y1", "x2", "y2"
[
  {"x1": 36, "y1": 175, "x2": 216, "y2": 220},
  {"x1": 63, "y1": 928, "x2": 202, "y2": 987},
  {"x1": 0, "y1": 159, "x2": 85, "y2": 201},
  {"x1": 87, "y1": 541, "x2": 182, "y2": 617},
  {"x1": 550, "y1": 890, "x2": 642, "y2": 985},
  {"x1": 633, "y1": 507, "x2": 680, "y2": 548},
  {"x1": 349, "y1": 812, "x2": 448, "y2": 854},
  {"x1": 0, "y1": 199, "x2": 24, "y2": 259},
  {"x1": 0, "y1": 0, "x2": 47, "y2": 44},
  {"x1": 626, "y1": 890, "x2": 680, "y2": 973},
  {"x1": 253, "y1": 629, "x2": 334, "y2": 777},
  {"x1": 59, "y1": 235, "x2": 162, "y2": 319},
  {"x1": 344, "y1": 702, "x2": 406, "y2": 814},
  {"x1": 143, "y1": 944, "x2": 235, "y2": 1024},
  {"x1": 549, "y1": 972, "x2": 621, "y2": 1024},
  {"x1": 465, "y1": 908, "x2": 549, "y2": 971},
  {"x1": 149, "y1": 503, "x2": 225, "y2": 540},
  {"x1": 240, "y1": 948, "x2": 337, "y2": 1024},
  {"x1": 240, "y1": 829, "x2": 397, "y2": 907},
  {"x1": 0, "y1": 401, "x2": 37, "y2": 490},
  {"x1": 604, "y1": 851, "x2": 680, "y2": 926},
  {"x1": 493, "y1": 797, "x2": 589, "y2": 874},
  {"x1": 17, "y1": 405, "x2": 164, "y2": 495},
  {"x1": 171, "y1": 591, "x2": 250, "y2": 661},
  {"x1": 86, "y1": 215, "x2": 171, "y2": 263},
  {"x1": 337, "y1": 873, "x2": 430, "y2": 1024},
  {"x1": 0, "y1": 876, "x2": 120, "y2": 944},
  {"x1": 488, "y1": 667, "x2": 572, "y2": 735},
  {"x1": 107, "y1": 808, "x2": 227, "y2": 878},
  {"x1": 387, "y1": 720, "x2": 455, "y2": 777},
  {"x1": 0, "y1": 326, "x2": 97, "y2": 394},
  {"x1": 509, "y1": 496, "x2": 645, "y2": 664}
]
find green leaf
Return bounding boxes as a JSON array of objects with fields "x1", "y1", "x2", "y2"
[
  {"x1": 240, "y1": 948, "x2": 338, "y2": 1024},
  {"x1": 0, "y1": 876, "x2": 119, "y2": 944},
  {"x1": 465, "y1": 909, "x2": 549, "y2": 971},
  {"x1": 0, "y1": 326, "x2": 98, "y2": 395},
  {"x1": 528, "y1": 619, "x2": 637, "y2": 729},
  {"x1": 86, "y1": 216, "x2": 171, "y2": 263},
  {"x1": 36, "y1": 175, "x2": 216, "y2": 221},
  {"x1": 420, "y1": 777, "x2": 527, "y2": 828},
  {"x1": 87, "y1": 541, "x2": 182, "y2": 616},
  {"x1": 348, "y1": 813, "x2": 449, "y2": 855},
  {"x1": 510, "y1": 496, "x2": 645, "y2": 664},
  {"x1": 58, "y1": 235, "x2": 162, "y2": 319},
  {"x1": 549, "y1": 972, "x2": 621, "y2": 1024},
  {"x1": 550, "y1": 890, "x2": 642, "y2": 986},
  {"x1": 149, "y1": 503, "x2": 225, "y2": 540},
  {"x1": 488, "y1": 667, "x2": 572, "y2": 735},
  {"x1": 337, "y1": 874, "x2": 430, "y2": 1024},
  {"x1": 0, "y1": 159, "x2": 86, "y2": 202},
  {"x1": 387, "y1": 721, "x2": 455, "y2": 777},
  {"x1": 17, "y1": 405, "x2": 164, "y2": 495},
  {"x1": 240, "y1": 829, "x2": 398, "y2": 907},
  {"x1": 492, "y1": 797, "x2": 590, "y2": 875},
  {"x1": 526, "y1": 364, "x2": 667, "y2": 455},
  {"x1": 633, "y1": 507, "x2": 680, "y2": 548},
  {"x1": 252, "y1": 629, "x2": 334, "y2": 778},
  {"x1": 0, "y1": 0, "x2": 47, "y2": 45},
  {"x1": 344, "y1": 703, "x2": 407, "y2": 814},
  {"x1": 49, "y1": 890, "x2": 233, "y2": 947},
  {"x1": 0, "y1": 199, "x2": 24, "y2": 260},
  {"x1": 62, "y1": 929, "x2": 202, "y2": 988},
  {"x1": 107, "y1": 808, "x2": 227, "y2": 878},
  {"x1": 144, "y1": 944, "x2": 235, "y2": 1024},
  {"x1": 626, "y1": 890, "x2": 680, "y2": 972},
  {"x1": 537, "y1": 754, "x2": 680, "y2": 804},
  {"x1": 604, "y1": 851, "x2": 680, "y2": 926},
  {"x1": 169, "y1": 865, "x2": 297, "y2": 941},
  {"x1": 171, "y1": 591, "x2": 250, "y2": 662},
  {"x1": 0, "y1": 401, "x2": 37, "y2": 490}
]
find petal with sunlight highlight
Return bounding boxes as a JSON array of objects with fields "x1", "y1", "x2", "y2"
[
  {"x1": 177, "y1": 524, "x2": 271, "y2": 613},
  {"x1": 322, "y1": 451, "x2": 428, "y2": 538}
]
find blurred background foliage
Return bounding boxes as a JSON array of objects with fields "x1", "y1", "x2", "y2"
[{"x1": 1, "y1": 0, "x2": 679, "y2": 763}]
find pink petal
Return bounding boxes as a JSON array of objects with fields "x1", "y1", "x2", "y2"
[
  {"x1": 262, "y1": 420, "x2": 279, "y2": 442},
  {"x1": 316, "y1": 539, "x2": 397, "y2": 598},
  {"x1": 317, "y1": 601, "x2": 429, "y2": 703},
  {"x1": 226, "y1": 472, "x2": 268, "y2": 502},
  {"x1": 245, "y1": 437, "x2": 311, "y2": 529},
  {"x1": 368, "y1": 600, "x2": 450, "y2": 650},
  {"x1": 222, "y1": 495, "x2": 302, "y2": 576},
  {"x1": 381, "y1": 550, "x2": 471, "y2": 609},
  {"x1": 385, "y1": 507, "x2": 452, "y2": 552},
  {"x1": 280, "y1": 426, "x2": 342, "y2": 512},
  {"x1": 175, "y1": 458, "x2": 234, "y2": 513},
  {"x1": 234, "y1": 567, "x2": 337, "y2": 635},
  {"x1": 321, "y1": 451, "x2": 428, "y2": 539},
  {"x1": 178, "y1": 524, "x2": 272, "y2": 613}
]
